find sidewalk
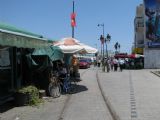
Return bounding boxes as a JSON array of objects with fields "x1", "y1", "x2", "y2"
[
  {"x1": 0, "y1": 93, "x2": 68, "y2": 120},
  {"x1": 61, "y1": 68, "x2": 113, "y2": 120},
  {"x1": 98, "y1": 69, "x2": 160, "y2": 120},
  {"x1": 0, "y1": 68, "x2": 113, "y2": 120}
]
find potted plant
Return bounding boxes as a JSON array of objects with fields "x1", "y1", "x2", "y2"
[{"x1": 15, "y1": 85, "x2": 41, "y2": 106}]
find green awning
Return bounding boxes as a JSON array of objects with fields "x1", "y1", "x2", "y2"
[
  {"x1": 0, "y1": 22, "x2": 50, "y2": 48},
  {"x1": 32, "y1": 46, "x2": 63, "y2": 61},
  {"x1": 0, "y1": 22, "x2": 43, "y2": 38}
]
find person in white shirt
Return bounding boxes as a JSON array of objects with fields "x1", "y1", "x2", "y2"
[{"x1": 118, "y1": 58, "x2": 125, "y2": 71}]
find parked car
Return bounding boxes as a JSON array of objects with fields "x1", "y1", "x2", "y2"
[
  {"x1": 86, "y1": 58, "x2": 92, "y2": 65},
  {"x1": 79, "y1": 59, "x2": 90, "y2": 69}
]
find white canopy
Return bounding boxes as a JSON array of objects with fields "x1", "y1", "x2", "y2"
[
  {"x1": 57, "y1": 45, "x2": 85, "y2": 54},
  {"x1": 53, "y1": 37, "x2": 98, "y2": 54},
  {"x1": 53, "y1": 37, "x2": 83, "y2": 54},
  {"x1": 79, "y1": 43, "x2": 98, "y2": 54}
]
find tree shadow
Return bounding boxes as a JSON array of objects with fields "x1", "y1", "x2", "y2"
[{"x1": 69, "y1": 84, "x2": 88, "y2": 94}]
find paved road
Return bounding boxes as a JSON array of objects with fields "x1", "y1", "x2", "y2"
[
  {"x1": 0, "y1": 67, "x2": 113, "y2": 120},
  {"x1": 61, "y1": 68, "x2": 113, "y2": 120},
  {"x1": 98, "y1": 69, "x2": 160, "y2": 120},
  {"x1": 2, "y1": 68, "x2": 160, "y2": 120}
]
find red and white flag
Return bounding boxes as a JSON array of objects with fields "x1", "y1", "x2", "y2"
[{"x1": 71, "y1": 13, "x2": 76, "y2": 27}]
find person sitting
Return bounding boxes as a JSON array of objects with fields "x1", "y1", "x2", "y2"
[{"x1": 59, "y1": 64, "x2": 67, "y2": 78}]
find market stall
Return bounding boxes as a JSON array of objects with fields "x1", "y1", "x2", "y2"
[
  {"x1": 53, "y1": 37, "x2": 98, "y2": 85},
  {"x1": 0, "y1": 22, "x2": 51, "y2": 104}
]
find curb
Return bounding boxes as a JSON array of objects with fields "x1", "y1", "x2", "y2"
[{"x1": 96, "y1": 71, "x2": 121, "y2": 120}]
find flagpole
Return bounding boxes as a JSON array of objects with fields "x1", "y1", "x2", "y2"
[{"x1": 72, "y1": 1, "x2": 75, "y2": 38}]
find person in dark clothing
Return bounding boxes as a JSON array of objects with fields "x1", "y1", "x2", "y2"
[{"x1": 113, "y1": 58, "x2": 118, "y2": 71}]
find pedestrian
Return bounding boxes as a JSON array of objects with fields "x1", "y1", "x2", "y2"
[
  {"x1": 71, "y1": 55, "x2": 79, "y2": 78},
  {"x1": 113, "y1": 58, "x2": 118, "y2": 71},
  {"x1": 105, "y1": 58, "x2": 110, "y2": 72},
  {"x1": 118, "y1": 58, "x2": 125, "y2": 71},
  {"x1": 97, "y1": 59, "x2": 101, "y2": 67},
  {"x1": 94, "y1": 59, "x2": 97, "y2": 67},
  {"x1": 104, "y1": 57, "x2": 109, "y2": 72},
  {"x1": 110, "y1": 58, "x2": 114, "y2": 71}
]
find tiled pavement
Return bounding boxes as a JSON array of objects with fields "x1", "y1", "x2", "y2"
[
  {"x1": 98, "y1": 69, "x2": 160, "y2": 120},
  {"x1": 61, "y1": 68, "x2": 113, "y2": 120}
]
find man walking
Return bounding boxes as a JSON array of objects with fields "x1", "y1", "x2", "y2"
[
  {"x1": 119, "y1": 58, "x2": 125, "y2": 72},
  {"x1": 113, "y1": 58, "x2": 118, "y2": 71}
]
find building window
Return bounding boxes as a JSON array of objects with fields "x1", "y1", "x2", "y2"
[{"x1": 137, "y1": 21, "x2": 144, "y2": 27}]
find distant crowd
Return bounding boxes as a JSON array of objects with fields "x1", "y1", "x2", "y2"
[{"x1": 95, "y1": 57, "x2": 144, "y2": 72}]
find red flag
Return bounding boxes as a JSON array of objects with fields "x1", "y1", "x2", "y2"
[{"x1": 71, "y1": 13, "x2": 76, "y2": 27}]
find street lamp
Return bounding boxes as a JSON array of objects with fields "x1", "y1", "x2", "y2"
[
  {"x1": 98, "y1": 39, "x2": 102, "y2": 56},
  {"x1": 104, "y1": 34, "x2": 111, "y2": 73},
  {"x1": 98, "y1": 23, "x2": 105, "y2": 72},
  {"x1": 105, "y1": 34, "x2": 111, "y2": 58},
  {"x1": 98, "y1": 24, "x2": 105, "y2": 59},
  {"x1": 100, "y1": 35, "x2": 105, "y2": 58}
]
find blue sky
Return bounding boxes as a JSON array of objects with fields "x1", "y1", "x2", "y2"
[{"x1": 0, "y1": 0, "x2": 142, "y2": 53}]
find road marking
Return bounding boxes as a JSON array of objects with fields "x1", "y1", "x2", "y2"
[{"x1": 129, "y1": 71, "x2": 138, "y2": 120}]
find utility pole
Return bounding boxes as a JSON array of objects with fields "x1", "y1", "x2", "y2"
[{"x1": 72, "y1": 1, "x2": 75, "y2": 38}]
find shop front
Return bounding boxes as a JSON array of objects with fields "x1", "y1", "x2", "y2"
[{"x1": 0, "y1": 23, "x2": 49, "y2": 104}]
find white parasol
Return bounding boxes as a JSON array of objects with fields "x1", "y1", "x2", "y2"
[
  {"x1": 79, "y1": 43, "x2": 98, "y2": 54},
  {"x1": 53, "y1": 37, "x2": 84, "y2": 54}
]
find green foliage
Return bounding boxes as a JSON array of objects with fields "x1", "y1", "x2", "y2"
[
  {"x1": 18, "y1": 85, "x2": 42, "y2": 106},
  {"x1": 18, "y1": 85, "x2": 38, "y2": 94}
]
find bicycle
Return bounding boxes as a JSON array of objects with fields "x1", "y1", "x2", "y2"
[
  {"x1": 59, "y1": 73, "x2": 71, "y2": 93},
  {"x1": 48, "y1": 71, "x2": 61, "y2": 98}
]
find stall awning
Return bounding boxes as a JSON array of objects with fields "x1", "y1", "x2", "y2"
[
  {"x1": 0, "y1": 23, "x2": 49, "y2": 48},
  {"x1": 32, "y1": 46, "x2": 63, "y2": 61}
]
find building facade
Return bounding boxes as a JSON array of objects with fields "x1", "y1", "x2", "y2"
[
  {"x1": 133, "y1": 4, "x2": 144, "y2": 54},
  {"x1": 144, "y1": 0, "x2": 160, "y2": 68},
  {"x1": 133, "y1": 2, "x2": 160, "y2": 69}
]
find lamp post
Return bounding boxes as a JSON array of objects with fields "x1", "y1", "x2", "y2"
[
  {"x1": 98, "y1": 23, "x2": 106, "y2": 72},
  {"x1": 71, "y1": 1, "x2": 76, "y2": 38},
  {"x1": 104, "y1": 34, "x2": 111, "y2": 73},
  {"x1": 98, "y1": 39, "x2": 102, "y2": 55},
  {"x1": 105, "y1": 34, "x2": 111, "y2": 58},
  {"x1": 98, "y1": 24, "x2": 104, "y2": 59},
  {"x1": 98, "y1": 24, "x2": 111, "y2": 72}
]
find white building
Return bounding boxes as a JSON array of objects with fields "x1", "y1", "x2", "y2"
[
  {"x1": 134, "y1": 2, "x2": 160, "y2": 68},
  {"x1": 134, "y1": 4, "x2": 145, "y2": 49}
]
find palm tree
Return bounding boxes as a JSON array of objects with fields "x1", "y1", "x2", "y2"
[
  {"x1": 114, "y1": 42, "x2": 118, "y2": 51},
  {"x1": 114, "y1": 42, "x2": 121, "y2": 53},
  {"x1": 118, "y1": 44, "x2": 120, "y2": 52}
]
